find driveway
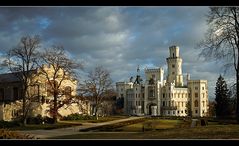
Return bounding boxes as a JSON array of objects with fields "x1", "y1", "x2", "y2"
[{"x1": 18, "y1": 116, "x2": 143, "y2": 139}]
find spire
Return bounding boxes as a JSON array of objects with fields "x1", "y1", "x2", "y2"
[
  {"x1": 134, "y1": 65, "x2": 142, "y2": 84},
  {"x1": 137, "y1": 65, "x2": 140, "y2": 75}
]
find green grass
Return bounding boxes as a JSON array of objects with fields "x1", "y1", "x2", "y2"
[
  {"x1": 10, "y1": 122, "x2": 82, "y2": 131},
  {"x1": 118, "y1": 119, "x2": 182, "y2": 132},
  {"x1": 61, "y1": 116, "x2": 128, "y2": 124},
  {"x1": 49, "y1": 124, "x2": 239, "y2": 139}
]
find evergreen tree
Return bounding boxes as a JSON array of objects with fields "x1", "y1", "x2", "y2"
[{"x1": 215, "y1": 75, "x2": 230, "y2": 118}]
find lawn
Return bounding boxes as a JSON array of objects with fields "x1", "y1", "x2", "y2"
[
  {"x1": 49, "y1": 124, "x2": 239, "y2": 139},
  {"x1": 61, "y1": 115, "x2": 129, "y2": 124},
  {"x1": 10, "y1": 122, "x2": 82, "y2": 131},
  {"x1": 117, "y1": 119, "x2": 182, "y2": 132},
  {"x1": 48, "y1": 118, "x2": 239, "y2": 139}
]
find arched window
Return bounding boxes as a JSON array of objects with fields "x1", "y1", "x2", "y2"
[
  {"x1": 65, "y1": 86, "x2": 72, "y2": 97},
  {"x1": 194, "y1": 100, "x2": 198, "y2": 107}
]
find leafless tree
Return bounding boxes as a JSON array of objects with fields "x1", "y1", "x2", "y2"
[
  {"x1": 2, "y1": 35, "x2": 40, "y2": 125},
  {"x1": 197, "y1": 7, "x2": 239, "y2": 122},
  {"x1": 80, "y1": 66, "x2": 113, "y2": 119},
  {"x1": 37, "y1": 46, "x2": 82, "y2": 123}
]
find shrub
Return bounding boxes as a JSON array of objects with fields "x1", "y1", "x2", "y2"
[
  {"x1": 43, "y1": 116, "x2": 54, "y2": 124},
  {"x1": 0, "y1": 120, "x2": 21, "y2": 128},
  {"x1": 62, "y1": 113, "x2": 95, "y2": 121},
  {"x1": 27, "y1": 115, "x2": 44, "y2": 124}
]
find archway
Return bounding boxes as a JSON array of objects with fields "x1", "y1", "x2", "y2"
[{"x1": 147, "y1": 103, "x2": 157, "y2": 116}]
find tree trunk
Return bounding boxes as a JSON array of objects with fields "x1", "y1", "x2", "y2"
[
  {"x1": 22, "y1": 96, "x2": 27, "y2": 126},
  {"x1": 22, "y1": 87, "x2": 27, "y2": 126},
  {"x1": 53, "y1": 92, "x2": 58, "y2": 124},
  {"x1": 236, "y1": 71, "x2": 239, "y2": 123},
  {"x1": 95, "y1": 107, "x2": 98, "y2": 120}
]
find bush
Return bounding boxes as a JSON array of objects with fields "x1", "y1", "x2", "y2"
[
  {"x1": 62, "y1": 113, "x2": 95, "y2": 121},
  {"x1": 0, "y1": 120, "x2": 21, "y2": 128},
  {"x1": 27, "y1": 115, "x2": 44, "y2": 124},
  {"x1": 43, "y1": 117, "x2": 54, "y2": 124}
]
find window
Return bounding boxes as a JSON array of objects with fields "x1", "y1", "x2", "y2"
[
  {"x1": 169, "y1": 93, "x2": 171, "y2": 98},
  {"x1": 168, "y1": 111, "x2": 170, "y2": 114},
  {"x1": 202, "y1": 93, "x2": 205, "y2": 98},
  {"x1": 163, "y1": 101, "x2": 165, "y2": 106},
  {"x1": 0, "y1": 88, "x2": 4, "y2": 101},
  {"x1": 172, "y1": 64, "x2": 175, "y2": 68},
  {"x1": 181, "y1": 110, "x2": 183, "y2": 113},
  {"x1": 202, "y1": 87, "x2": 204, "y2": 90},
  {"x1": 138, "y1": 94, "x2": 140, "y2": 98},
  {"x1": 203, "y1": 101, "x2": 205, "y2": 107},
  {"x1": 169, "y1": 101, "x2": 171, "y2": 107},
  {"x1": 177, "y1": 111, "x2": 179, "y2": 114},
  {"x1": 195, "y1": 93, "x2": 198, "y2": 98},
  {"x1": 172, "y1": 72, "x2": 175, "y2": 75},
  {"x1": 65, "y1": 86, "x2": 72, "y2": 97},
  {"x1": 182, "y1": 102, "x2": 184, "y2": 107},
  {"x1": 152, "y1": 74, "x2": 155, "y2": 79},
  {"x1": 13, "y1": 87, "x2": 19, "y2": 100},
  {"x1": 120, "y1": 94, "x2": 124, "y2": 98},
  {"x1": 143, "y1": 93, "x2": 144, "y2": 98},
  {"x1": 136, "y1": 94, "x2": 137, "y2": 98},
  {"x1": 195, "y1": 110, "x2": 198, "y2": 114},
  {"x1": 195, "y1": 100, "x2": 198, "y2": 107},
  {"x1": 136, "y1": 88, "x2": 137, "y2": 91},
  {"x1": 173, "y1": 111, "x2": 175, "y2": 114},
  {"x1": 173, "y1": 53, "x2": 175, "y2": 57},
  {"x1": 185, "y1": 110, "x2": 187, "y2": 114},
  {"x1": 202, "y1": 110, "x2": 205, "y2": 114},
  {"x1": 195, "y1": 87, "x2": 198, "y2": 90},
  {"x1": 148, "y1": 87, "x2": 155, "y2": 97},
  {"x1": 121, "y1": 88, "x2": 123, "y2": 92},
  {"x1": 163, "y1": 93, "x2": 165, "y2": 98}
]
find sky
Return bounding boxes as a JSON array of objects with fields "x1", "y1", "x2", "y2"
[{"x1": 0, "y1": 6, "x2": 235, "y2": 100}]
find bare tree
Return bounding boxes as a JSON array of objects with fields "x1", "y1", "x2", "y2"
[
  {"x1": 37, "y1": 46, "x2": 82, "y2": 123},
  {"x1": 81, "y1": 66, "x2": 113, "y2": 120},
  {"x1": 2, "y1": 35, "x2": 40, "y2": 125},
  {"x1": 197, "y1": 7, "x2": 239, "y2": 122}
]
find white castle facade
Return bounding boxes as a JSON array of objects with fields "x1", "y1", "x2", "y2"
[{"x1": 116, "y1": 46, "x2": 209, "y2": 117}]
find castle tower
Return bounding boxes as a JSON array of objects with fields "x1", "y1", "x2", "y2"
[{"x1": 166, "y1": 46, "x2": 183, "y2": 86}]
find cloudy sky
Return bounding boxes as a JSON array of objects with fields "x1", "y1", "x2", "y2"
[{"x1": 0, "y1": 6, "x2": 235, "y2": 100}]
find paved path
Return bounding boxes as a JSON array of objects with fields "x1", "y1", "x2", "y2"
[{"x1": 18, "y1": 116, "x2": 143, "y2": 139}]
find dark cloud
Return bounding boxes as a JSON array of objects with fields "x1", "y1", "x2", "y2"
[{"x1": 0, "y1": 6, "x2": 231, "y2": 100}]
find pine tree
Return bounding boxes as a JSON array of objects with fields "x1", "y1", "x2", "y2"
[{"x1": 215, "y1": 75, "x2": 230, "y2": 118}]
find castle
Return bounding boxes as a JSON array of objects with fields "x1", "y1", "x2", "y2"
[{"x1": 116, "y1": 46, "x2": 209, "y2": 117}]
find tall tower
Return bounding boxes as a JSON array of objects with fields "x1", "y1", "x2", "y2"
[{"x1": 166, "y1": 46, "x2": 183, "y2": 86}]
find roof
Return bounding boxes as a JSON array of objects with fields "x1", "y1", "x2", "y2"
[
  {"x1": 0, "y1": 72, "x2": 20, "y2": 83},
  {"x1": 0, "y1": 70, "x2": 37, "y2": 83}
]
